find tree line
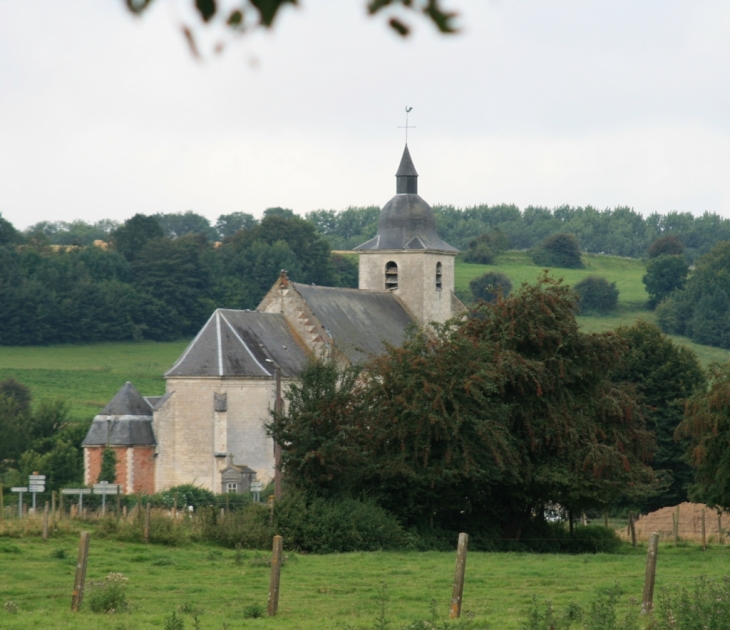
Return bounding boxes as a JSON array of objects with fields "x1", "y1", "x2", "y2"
[
  {"x1": 0, "y1": 209, "x2": 357, "y2": 346},
  {"x1": 12, "y1": 204, "x2": 730, "y2": 262}
]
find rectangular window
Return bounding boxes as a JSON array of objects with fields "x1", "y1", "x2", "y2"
[{"x1": 226, "y1": 482, "x2": 238, "y2": 493}]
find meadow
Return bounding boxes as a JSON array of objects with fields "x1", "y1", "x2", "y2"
[
  {"x1": 456, "y1": 251, "x2": 730, "y2": 367},
  {"x1": 1, "y1": 527, "x2": 729, "y2": 630}
]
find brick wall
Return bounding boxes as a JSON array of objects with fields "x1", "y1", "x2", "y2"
[{"x1": 83, "y1": 445, "x2": 156, "y2": 495}]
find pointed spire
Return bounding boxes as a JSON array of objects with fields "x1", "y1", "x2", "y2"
[
  {"x1": 99, "y1": 382, "x2": 152, "y2": 417},
  {"x1": 396, "y1": 145, "x2": 418, "y2": 194}
]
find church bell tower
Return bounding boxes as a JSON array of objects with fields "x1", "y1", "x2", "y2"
[{"x1": 354, "y1": 146, "x2": 459, "y2": 326}]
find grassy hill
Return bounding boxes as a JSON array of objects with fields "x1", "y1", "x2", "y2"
[
  {"x1": 455, "y1": 251, "x2": 730, "y2": 367},
  {"x1": 0, "y1": 340, "x2": 189, "y2": 421}
]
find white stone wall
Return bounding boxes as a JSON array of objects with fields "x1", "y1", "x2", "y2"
[
  {"x1": 358, "y1": 250, "x2": 456, "y2": 325},
  {"x1": 153, "y1": 377, "x2": 284, "y2": 493}
]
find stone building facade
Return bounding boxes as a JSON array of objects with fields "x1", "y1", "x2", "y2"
[{"x1": 82, "y1": 145, "x2": 463, "y2": 494}]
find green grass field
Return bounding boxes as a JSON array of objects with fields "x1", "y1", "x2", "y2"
[
  {"x1": 0, "y1": 341, "x2": 190, "y2": 421},
  {"x1": 1, "y1": 533, "x2": 729, "y2": 629},
  {"x1": 456, "y1": 252, "x2": 730, "y2": 367}
]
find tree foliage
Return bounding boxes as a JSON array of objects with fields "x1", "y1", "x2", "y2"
[
  {"x1": 530, "y1": 233, "x2": 584, "y2": 269},
  {"x1": 270, "y1": 276, "x2": 657, "y2": 538},
  {"x1": 677, "y1": 365, "x2": 730, "y2": 509},
  {"x1": 613, "y1": 322, "x2": 706, "y2": 511},
  {"x1": 643, "y1": 255, "x2": 689, "y2": 309},
  {"x1": 574, "y1": 276, "x2": 619, "y2": 315},
  {"x1": 469, "y1": 271, "x2": 512, "y2": 303},
  {"x1": 98, "y1": 448, "x2": 118, "y2": 483},
  {"x1": 657, "y1": 241, "x2": 730, "y2": 348},
  {"x1": 648, "y1": 234, "x2": 685, "y2": 258}
]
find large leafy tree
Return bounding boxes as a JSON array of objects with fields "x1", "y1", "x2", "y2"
[
  {"x1": 613, "y1": 322, "x2": 705, "y2": 511},
  {"x1": 643, "y1": 255, "x2": 689, "y2": 309},
  {"x1": 270, "y1": 276, "x2": 657, "y2": 538},
  {"x1": 677, "y1": 365, "x2": 730, "y2": 509}
]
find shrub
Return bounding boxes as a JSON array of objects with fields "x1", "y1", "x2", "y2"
[
  {"x1": 242, "y1": 603, "x2": 265, "y2": 618},
  {"x1": 157, "y1": 484, "x2": 216, "y2": 510},
  {"x1": 654, "y1": 576, "x2": 730, "y2": 630},
  {"x1": 463, "y1": 241, "x2": 494, "y2": 265},
  {"x1": 648, "y1": 234, "x2": 685, "y2": 258},
  {"x1": 463, "y1": 229, "x2": 510, "y2": 265},
  {"x1": 642, "y1": 254, "x2": 689, "y2": 308},
  {"x1": 86, "y1": 572, "x2": 129, "y2": 614},
  {"x1": 274, "y1": 492, "x2": 410, "y2": 553},
  {"x1": 574, "y1": 276, "x2": 619, "y2": 314},
  {"x1": 470, "y1": 272, "x2": 512, "y2": 303},
  {"x1": 531, "y1": 233, "x2": 584, "y2": 269}
]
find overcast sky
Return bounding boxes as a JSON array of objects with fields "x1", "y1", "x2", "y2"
[{"x1": 2, "y1": 1, "x2": 730, "y2": 230}]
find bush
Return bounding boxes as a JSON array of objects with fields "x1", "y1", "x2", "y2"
[
  {"x1": 86, "y1": 572, "x2": 129, "y2": 613},
  {"x1": 648, "y1": 234, "x2": 685, "y2": 258},
  {"x1": 573, "y1": 276, "x2": 619, "y2": 314},
  {"x1": 462, "y1": 229, "x2": 510, "y2": 265},
  {"x1": 470, "y1": 272, "x2": 512, "y2": 302},
  {"x1": 273, "y1": 492, "x2": 411, "y2": 553},
  {"x1": 463, "y1": 241, "x2": 494, "y2": 265},
  {"x1": 654, "y1": 576, "x2": 730, "y2": 630},
  {"x1": 642, "y1": 254, "x2": 689, "y2": 308},
  {"x1": 156, "y1": 484, "x2": 216, "y2": 510},
  {"x1": 531, "y1": 233, "x2": 584, "y2": 269}
]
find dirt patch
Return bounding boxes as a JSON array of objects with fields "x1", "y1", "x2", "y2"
[{"x1": 617, "y1": 502, "x2": 728, "y2": 543}]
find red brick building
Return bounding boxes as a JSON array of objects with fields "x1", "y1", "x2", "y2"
[{"x1": 82, "y1": 382, "x2": 157, "y2": 494}]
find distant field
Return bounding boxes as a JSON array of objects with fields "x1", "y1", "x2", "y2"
[
  {"x1": 455, "y1": 252, "x2": 730, "y2": 367},
  {"x1": 1, "y1": 534, "x2": 729, "y2": 629},
  {"x1": 0, "y1": 340, "x2": 190, "y2": 420}
]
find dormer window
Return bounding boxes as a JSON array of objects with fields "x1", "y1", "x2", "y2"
[
  {"x1": 436, "y1": 262, "x2": 443, "y2": 290},
  {"x1": 385, "y1": 261, "x2": 398, "y2": 290}
]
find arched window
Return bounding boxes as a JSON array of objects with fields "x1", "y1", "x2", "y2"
[
  {"x1": 385, "y1": 261, "x2": 398, "y2": 290},
  {"x1": 435, "y1": 262, "x2": 443, "y2": 290}
]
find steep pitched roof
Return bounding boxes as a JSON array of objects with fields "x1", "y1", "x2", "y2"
[
  {"x1": 165, "y1": 310, "x2": 309, "y2": 378},
  {"x1": 99, "y1": 382, "x2": 152, "y2": 418},
  {"x1": 291, "y1": 283, "x2": 414, "y2": 363},
  {"x1": 82, "y1": 418, "x2": 156, "y2": 446}
]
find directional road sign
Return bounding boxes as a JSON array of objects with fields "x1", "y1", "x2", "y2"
[
  {"x1": 250, "y1": 482, "x2": 264, "y2": 492},
  {"x1": 29, "y1": 485, "x2": 45, "y2": 492},
  {"x1": 93, "y1": 484, "x2": 121, "y2": 494},
  {"x1": 11, "y1": 487, "x2": 28, "y2": 492},
  {"x1": 29, "y1": 475, "x2": 46, "y2": 481},
  {"x1": 61, "y1": 489, "x2": 91, "y2": 495}
]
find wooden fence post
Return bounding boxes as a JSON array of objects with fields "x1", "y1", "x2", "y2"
[
  {"x1": 0, "y1": 484, "x2": 4, "y2": 525},
  {"x1": 674, "y1": 505, "x2": 680, "y2": 543},
  {"x1": 450, "y1": 532, "x2": 469, "y2": 619},
  {"x1": 629, "y1": 511, "x2": 637, "y2": 548},
  {"x1": 719, "y1": 512, "x2": 724, "y2": 545},
  {"x1": 43, "y1": 502, "x2": 49, "y2": 540},
  {"x1": 641, "y1": 532, "x2": 659, "y2": 614},
  {"x1": 701, "y1": 509, "x2": 706, "y2": 551},
  {"x1": 268, "y1": 535, "x2": 283, "y2": 617},
  {"x1": 71, "y1": 531, "x2": 90, "y2": 611},
  {"x1": 143, "y1": 503, "x2": 151, "y2": 544}
]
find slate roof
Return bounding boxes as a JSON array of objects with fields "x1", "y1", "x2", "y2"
[
  {"x1": 165, "y1": 310, "x2": 309, "y2": 378},
  {"x1": 291, "y1": 283, "x2": 414, "y2": 363},
  {"x1": 82, "y1": 382, "x2": 157, "y2": 447},
  {"x1": 82, "y1": 418, "x2": 156, "y2": 446},
  {"x1": 355, "y1": 146, "x2": 457, "y2": 253},
  {"x1": 99, "y1": 382, "x2": 152, "y2": 417}
]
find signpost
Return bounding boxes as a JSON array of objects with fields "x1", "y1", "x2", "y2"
[
  {"x1": 250, "y1": 481, "x2": 264, "y2": 503},
  {"x1": 62, "y1": 489, "x2": 91, "y2": 513},
  {"x1": 29, "y1": 474, "x2": 46, "y2": 511},
  {"x1": 11, "y1": 487, "x2": 28, "y2": 519},
  {"x1": 93, "y1": 482, "x2": 121, "y2": 515}
]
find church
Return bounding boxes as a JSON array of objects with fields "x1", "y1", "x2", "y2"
[{"x1": 82, "y1": 146, "x2": 464, "y2": 494}]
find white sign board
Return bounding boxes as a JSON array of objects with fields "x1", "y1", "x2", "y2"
[
  {"x1": 29, "y1": 485, "x2": 45, "y2": 492},
  {"x1": 29, "y1": 475, "x2": 46, "y2": 481},
  {"x1": 61, "y1": 489, "x2": 91, "y2": 495},
  {"x1": 93, "y1": 484, "x2": 121, "y2": 494},
  {"x1": 11, "y1": 487, "x2": 28, "y2": 492},
  {"x1": 250, "y1": 482, "x2": 264, "y2": 492}
]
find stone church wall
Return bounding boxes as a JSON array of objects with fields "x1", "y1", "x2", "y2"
[{"x1": 154, "y1": 378, "x2": 282, "y2": 493}]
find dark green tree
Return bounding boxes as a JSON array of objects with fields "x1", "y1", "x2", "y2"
[
  {"x1": 270, "y1": 276, "x2": 657, "y2": 538},
  {"x1": 677, "y1": 365, "x2": 730, "y2": 509},
  {"x1": 98, "y1": 447, "x2": 118, "y2": 483},
  {"x1": 215, "y1": 212, "x2": 258, "y2": 238},
  {"x1": 0, "y1": 213, "x2": 20, "y2": 246},
  {"x1": 648, "y1": 234, "x2": 685, "y2": 258},
  {"x1": 574, "y1": 276, "x2": 619, "y2": 314},
  {"x1": 154, "y1": 211, "x2": 217, "y2": 240},
  {"x1": 469, "y1": 271, "x2": 512, "y2": 302},
  {"x1": 614, "y1": 322, "x2": 706, "y2": 510},
  {"x1": 530, "y1": 233, "x2": 584, "y2": 269},
  {"x1": 643, "y1": 255, "x2": 689, "y2": 309},
  {"x1": 110, "y1": 214, "x2": 164, "y2": 262}
]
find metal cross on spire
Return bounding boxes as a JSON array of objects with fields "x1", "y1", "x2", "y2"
[{"x1": 398, "y1": 106, "x2": 416, "y2": 144}]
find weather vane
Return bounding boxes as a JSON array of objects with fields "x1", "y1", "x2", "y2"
[{"x1": 398, "y1": 106, "x2": 415, "y2": 144}]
